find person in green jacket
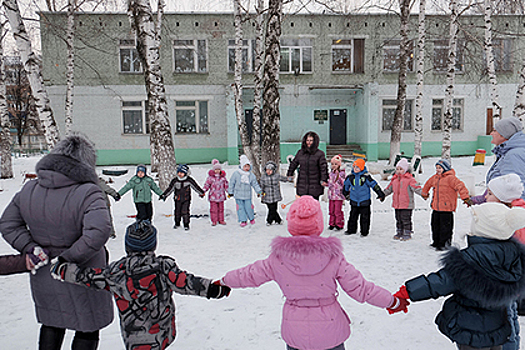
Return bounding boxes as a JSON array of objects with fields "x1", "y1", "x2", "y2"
[{"x1": 118, "y1": 165, "x2": 163, "y2": 222}]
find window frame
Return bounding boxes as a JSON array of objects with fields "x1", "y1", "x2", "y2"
[
  {"x1": 173, "y1": 39, "x2": 208, "y2": 73},
  {"x1": 174, "y1": 100, "x2": 209, "y2": 134},
  {"x1": 227, "y1": 39, "x2": 256, "y2": 73},
  {"x1": 382, "y1": 39, "x2": 414, "y2": 73},
  {"x1": 492, "y1": 38, "x2": 513, "y2": 73},
  {"x1": 431, "y1": 98, "x2": 464, "y2": 132},
  {"x1": 119, "y1": 39, "x2": 142, "y2": 74},
  {"x1": 279, "y1": 38, "x2": 313, "y2": 74},
  {"x1": 381, "y1": 98, "x2": 414, "y2": 132},
  {"x1": 331, "y1": 38, "x2": 365, "y2": 74},
  {"x1": 121, "y1": 100, "x2": 149, "y2": 135},
  {"x1": 433, "y1": 39, "x2": 464, "y2": 73}
]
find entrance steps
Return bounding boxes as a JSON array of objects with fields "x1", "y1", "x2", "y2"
[{"x1": 326, "y1": 144, "x2": 364, "y2": 161}]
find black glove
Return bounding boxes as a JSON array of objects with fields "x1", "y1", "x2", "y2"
[
  {"x1": 378, "y1": 196, "x2": 385, "y2": 202},
  {"x1": 114, "y1": 193, "x2": 121, "y2": 201},
  {"x1": 207, "y1": 280, "x2": 231, "y2": 299},
  {"x1": 50, "y1": 256, "x2": 68, "y2": 281},
  {"x1": 159, "y1": 194, "x2": 166, "y2": 201}
]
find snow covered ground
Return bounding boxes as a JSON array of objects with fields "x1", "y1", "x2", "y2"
[{"x1": 0, "y1": 154, "x2": 523, "y2": 350}]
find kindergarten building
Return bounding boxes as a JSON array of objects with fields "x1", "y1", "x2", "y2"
[{"x1": 40, "y1": 12, "x2": 525, "y2": 165}]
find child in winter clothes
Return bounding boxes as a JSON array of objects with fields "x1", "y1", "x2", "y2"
[
  {"x1": 391, "y1": 202, "x2": 525, "y2": 350},
  {"x1": 118, "y1": 164, "x2": 163, "y2": 222},
  {"x1": 217, "y1": 195, "x2": 408, "y2": 350},
  {"x1": 49, "y1": 220, "x2": 231, "y2": 350},
  {"x1": 327, "y1": 155, "x2": 346, "y2": 230},
  {"x1": 421, "y1": 159, "x2": 471, "y2": 250},
  {"x1": 227, "y1": 155, "x2": 262, "y2": 227},
  {"x1": 342, "y1": 158, "x2": 385, "y2": 236},
  {"x1": 202, "y1": 159, "x2": 228, "y2": 226},
  {"x1": 160, "y1": 164, "x2": 205, "y2": 230},
  {"x1": 383, "y1": 158, "x2": 423, "y2": 241},
  {"x1": 260, "y1": 161, "x2": 286, "y2": 225}
]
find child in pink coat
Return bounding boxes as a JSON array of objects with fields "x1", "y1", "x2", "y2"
[
  {"x1": 383, "y1": 158, "x2": 423, "y2": 241},
  {"x1": 219, "y1": 195, "x2": 408, "y2": 350},
  {"x1": 327, "y1": 155, "x2": 346, "y2": 230},
  {"x1": 203, "y1": 159, "x2": 229, "y2": 226}
]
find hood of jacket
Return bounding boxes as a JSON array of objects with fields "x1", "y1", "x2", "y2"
[
  {"x1": 208, "y1": 169, "x2": 226, "y2": 178},
  {"x1": 493, "y1": 132, "x2": 525, "y2": 158},
  {"x1": 271, "y1": 236, "x2": 342, "y2": 276},
  {"x1": 441, "y1": 235, "x2": 525, "y2": 308},
  {"x1": 301, "y1": 132, "x2": 320, "y2": 154},
  {"x1": 36, "y1": 154, "x2": 98, "y2": 188},
  {"x1": 391, "y1": 171, "x2": 413, "y2": 181}
]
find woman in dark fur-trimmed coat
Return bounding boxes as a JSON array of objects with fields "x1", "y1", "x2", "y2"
[
  {"x1": 391, "y1": 203, "x2": 525, "y2": 350},
  {"x1": 286, "y1": 131, "x2": 328, "y2": 200},
  {"x1": 0, "y1": 133, "x2": 113, "y2": 350}
]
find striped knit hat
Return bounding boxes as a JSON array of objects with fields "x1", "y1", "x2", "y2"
[{"x1": 125, "y1": 220, "x2": 157, "y2": 253}]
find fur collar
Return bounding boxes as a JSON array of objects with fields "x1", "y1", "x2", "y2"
[
  {"x1": 271, "y1": 236, "x2": 342, "y2": 259},
  {"x1": 36, "y1": 154, "x2": 98, "y2": 184},
  {"x1": 441, "y1": 240, "x2": 525, "y2": 308}
]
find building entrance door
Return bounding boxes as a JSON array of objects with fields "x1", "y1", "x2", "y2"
[{"x1": 329, "y1": 109, "x2": 347, "y2": 145}]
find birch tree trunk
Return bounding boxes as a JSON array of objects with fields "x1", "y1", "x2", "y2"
[
  {"x1": 513, "y1": 64, "x2": 525, "y2": 123},
  {"x1": 389, "y1": 0, "x2": 410, "y2": 164},
  {"x1": 250, "y1": 0, "x2": 265, "y2": 179},
  {"x1": 128, "y1": 0, "x2": 176, "y2": 190},
  {"x1": 442, "y1": 0, "x2": 458, "y2": 160},
  {"x1": 484, "y1": 0, "x2": 501, "y2": 122},
  {"x1": 64, "y1": 0, "x2": 75, "y2": 136},
  {"x1": 233, "y1": 0, "x2": 256, "y2": 171},
  {"x1": 261, "y1": 0, "x2": 282, "y2": 167},
  {"x1": 0, "y1": 23, "x2": 13, "y2": 179},
  {"x1": 3, "y1": 0, "x2": 60, "y2": 149},
  {"x1": 414, "y1": 0, "x2": 425, "y2": 158}
]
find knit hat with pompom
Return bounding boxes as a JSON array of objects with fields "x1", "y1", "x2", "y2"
[
  {"x1": 331, "y1": 155, "x2": 342, "y2": 168},
  {"x1": 212, "y1": 159, "x2": 222, "y2": 171},
  {"x1": 286, "y1": 195, "x2": 324, "y2": 236}
]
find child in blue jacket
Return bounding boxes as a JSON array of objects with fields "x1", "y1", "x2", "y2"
[
  {"x1": 228, "y1": 155, "x2": 262, "y2": 227},
  {"x1": 342, "y1": 158, "x2": 385, "y2": 236}
]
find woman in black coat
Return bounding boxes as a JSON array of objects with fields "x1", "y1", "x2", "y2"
[{"x1": 287, "y1": 131, "x2": 328, "y2": 200}]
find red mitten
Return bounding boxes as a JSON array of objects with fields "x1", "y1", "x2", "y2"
[
  {"x1": 393, "y1": 285, "x2": 410, "y2": 300},
  {"x1": 387, "y1": 296, "x2": 410, "y2": 314}
]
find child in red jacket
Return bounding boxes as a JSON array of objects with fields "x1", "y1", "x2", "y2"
[
  {"x1": 421, "y1": 159, "x2": 471, "y2": 250},
  {"x1": 383, "y1": 158, "x2": 423, "y2": 241}
]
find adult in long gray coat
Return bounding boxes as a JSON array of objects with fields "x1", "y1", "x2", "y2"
[
  {"x1": 287, "y1": 131, "x2": 329, "y2": 200},
  {"x1": 0, "y1": 133, "x2": 113, "y2": 350}
]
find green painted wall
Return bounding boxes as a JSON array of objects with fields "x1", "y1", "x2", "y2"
[{"x1": 372, "y1": 140, "x2": 480, "y2": 159}]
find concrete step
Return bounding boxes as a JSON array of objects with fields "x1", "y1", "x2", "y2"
[{"x1": 326, "y1": 144, "x2": 364, "y2": 161}]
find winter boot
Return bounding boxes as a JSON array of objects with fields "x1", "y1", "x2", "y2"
[
  {"x1": 393, "y1": 229, "x2": 403, "y2": 240},
  {"x1": 400, "y1": 230, "x2": 413, "y2": 241}
]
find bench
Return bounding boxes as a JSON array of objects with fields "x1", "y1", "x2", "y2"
[{"x1": 380, "y1": 154, "x2": 422, "y2": 181}]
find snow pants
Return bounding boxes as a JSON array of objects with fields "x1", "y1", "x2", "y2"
[
  {"x1": 329, "y1": 200, "x2": 344, "y2": 228},
  {"x1": 135, "y1": 202, "x2": 153, "y2": 222},
  {"x1": 265, "y1": 202, "x2": 282, "y2": 224},
  {"x1": 210, "y1": 201, "x2": 225, "y2": 223},
  {"x1": 174, "y1": 199, "x2": 191, "y2": 228},
  {"x1": 395, "y1": 209, "x2": 413, "y2": 232},
  {"x1": 235, "y1": 199, "x2": 254, "y2": 222},
  {"x1": 431, "y1": 210, "x2": 454, "y2": 248},
  {"x1": 347, "y1": 204, "x2": 371, "y2": 236}
]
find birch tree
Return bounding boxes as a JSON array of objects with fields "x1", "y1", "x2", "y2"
[
  {"x1": 261, "y1": 0, "x2": 282, "y2": 167},
  {"x1": 441, "y1": 0, "x2": 458, "y2": 160},
  {"x1": 514, "y1": 65, "x2": 525, "y2": 123},
  {"x1": 0, "y1": 23, "x2": 12, "y2": 179},
  {"x1": 484, "y1": 0, "x2": 501, "y2": 122},
  {"x1": 414, "y1": 0, "x2": 425, "y2": 157},
  {"x1": 3, "y1": 0, "x2": 60, "y2": 149},
  {"x1": 250, "y1": 0, "x2": 265, "y2": 178},
  {"x1": 128, "y1": 0, "x2": 176, "y2": 190},
  {"x1": 388, "y1": 0, "x2": 411, "y2": 164},
  {"x1": 64, "y1": 0, "x2": 76, "y2": 136}
]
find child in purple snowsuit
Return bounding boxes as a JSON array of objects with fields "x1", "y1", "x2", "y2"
[
  {"x1": 203, "y1": 159, "x2": 229, "y2": 226},
  {"x1": 327, "y1": 155, "x2": 346, "y2": 230},
  {"x1": 218, "y1": 196, "x2": 408, "y2": 350}
]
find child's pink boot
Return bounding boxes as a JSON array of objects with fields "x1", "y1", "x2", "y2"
[
  {"x1": 240, "y1": 222, "x2": 247, "y2": 227},
  {"x1": 250, "y1": 219, "x2": 255, "y2": 225}
]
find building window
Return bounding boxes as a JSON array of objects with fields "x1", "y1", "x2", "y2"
[
  {"x1": 382, "y1": 99, "x2": 413, "y2": 131},
  {"x1": 173, "y1": 40, "x2": 207, "y2": 73},
  {"x1": 433, "y1": 40, "x2": 464, "y2": 73},
  {"x1": 331, "y1": 38, "x2": 365, "y2": 73},
  {"x1": 280, "y1": 38, "x2": 312, "y2": 74},
  {"x1": 383, "y1": 40, "x2": 414, "y2": 72},
  {"x1": 122, "y1": 101, "x2": 149, "y2": 134},
  {"x1": 119, "y1": 39, "x2": 142, "y2": 73},
  {"x1": 431, "y1": 98, "x2": 463, "y2": 131},
  {"x1": 228, "y1": 39, "x2": 256, "y2": 73},
  {"x1": 493, "y1": 38, "x2": 512, "y2": 72},
  {"x1": 175, "y1": 100, "x2": 208, "y2": 133}
]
